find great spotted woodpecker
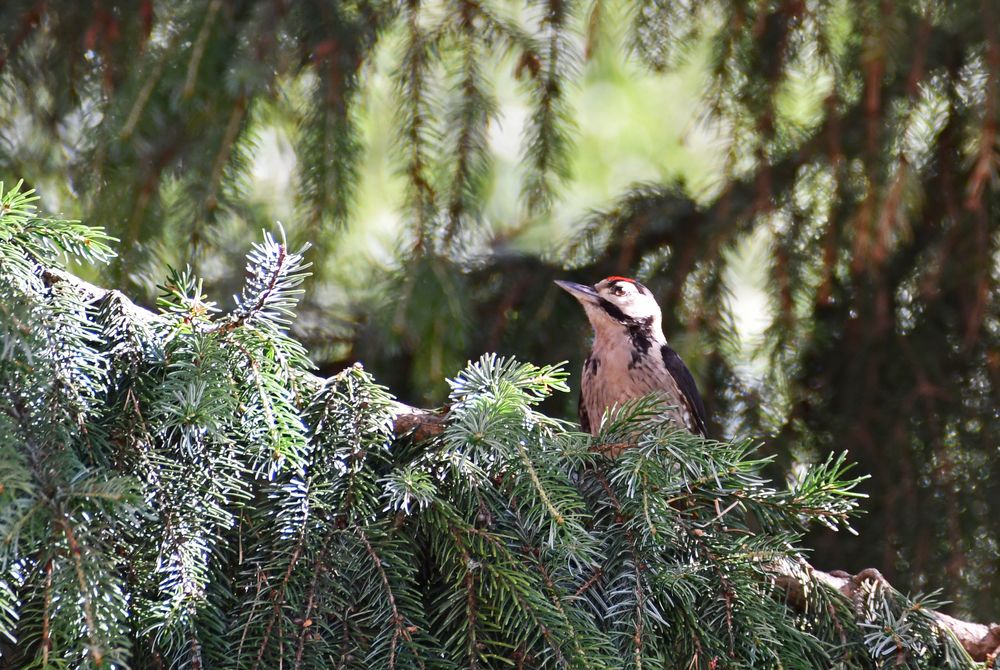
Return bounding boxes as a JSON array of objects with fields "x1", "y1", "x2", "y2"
[{"x1": 555, "y1": 276, "x2": 708, "y2": 437}]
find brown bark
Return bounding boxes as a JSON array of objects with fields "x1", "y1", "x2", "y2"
[
  {"x1": 390, "y1": 403, "x2": 449, "y2": 442},
  {"x1": 774, "y1": 563, "x2": 1000, "y2": 663}
]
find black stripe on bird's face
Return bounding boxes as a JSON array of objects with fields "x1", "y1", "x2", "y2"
[
  {"x1": 598, "y1": 297, "x2": 628, "y2": 322},
  {"x1": 599, "y1": 298, "x2": 653, "y2": 331}
]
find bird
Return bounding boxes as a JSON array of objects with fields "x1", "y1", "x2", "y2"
[{"x1": 555, "y1": 276, "x2": 708, "y2": 437}]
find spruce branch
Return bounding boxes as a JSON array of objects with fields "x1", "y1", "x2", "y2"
[
  {"x1": 521, "y1": 0, "x2": 577, "y2": 215},
  {"x1": 0, "y1": 180, "x2": 116, "y2": 267},
  {"x1": 442, "y1": 0, "x2": 497, "y2": 247},
  {"x1": 219, "y1": 228, "x2": 311, "y2": 334},
  {"x1": 395, "y1": 0, "x2": 439, "y2": 247},
  {"x1": 9, "y1": 250, "x2": 998, "y2": 667}
]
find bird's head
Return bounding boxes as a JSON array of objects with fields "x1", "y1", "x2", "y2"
[{"x1": 555, "y1": 276, "x2": 663, "y2": 336}]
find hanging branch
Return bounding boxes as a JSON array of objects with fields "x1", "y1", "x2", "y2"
[
  {"x1": 293, "y1": 3, "x2": 384, "y2": 243},
  {"x1": 396, "y1": 0, "x2": 438, "y2": 251},
  {"x1": 442, "y1": 0, "x2": 495, "y2": 247},
  {"x1": 295, "y1": 64, "x2": 361, "y2": 238},
  {"x1": 521, "y1": 0, "x2": 575, "y2": 215}
]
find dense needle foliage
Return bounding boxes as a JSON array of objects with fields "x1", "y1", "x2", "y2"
[{"x1": 0, "y1": 184, "x2": 983, "y2": 669}]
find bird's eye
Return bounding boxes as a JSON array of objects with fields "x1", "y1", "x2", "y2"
[{"x1": 611, "y1": 286, "x2": 626, "y2": 297}]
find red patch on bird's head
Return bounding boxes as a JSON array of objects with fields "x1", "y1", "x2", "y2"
[{"x1": 604, "y1": 276, "x2": 636, "y2": 284}]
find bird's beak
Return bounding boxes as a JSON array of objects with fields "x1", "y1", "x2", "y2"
[{"x1": 554, "y1": 280, "x2": 599, "y2": 305}]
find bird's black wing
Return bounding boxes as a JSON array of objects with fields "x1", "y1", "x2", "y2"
[{"x1": 661, "y1": 345, "x2": 708, "y2": 436}]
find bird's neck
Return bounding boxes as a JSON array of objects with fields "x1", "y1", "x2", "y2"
[{"x1": 592, "y1": 315, "x2": 666, "y2": 351}]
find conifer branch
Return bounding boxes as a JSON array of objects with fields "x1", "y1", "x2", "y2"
[
  {"x1": 292, "y1": 555, "x2": 322, "y2": 670},
  {"x1": 443, "y1": 0, "x2": 495, "y2": 247},
  {"x1": 183, "y1": 0, "x2": 223, "y2": 98},
  {"x1": 57, "y1": 516, "x2": 102, "y2": 667},
  {"x1": 356, "y1": 527, "x2": 408, "y2": 669},
  {"x1": 773, "y1": 562, "x2": 1000, "y2": 663},
  {"x1": 39, "y1": 559, "x2": 52, "y2": 666},
  {"x1": 24, "y1": 258, "x2": 1000, "y2": 665},
  {"x1": 521, "y1": 0, "x2": 575, "y2": 214}
]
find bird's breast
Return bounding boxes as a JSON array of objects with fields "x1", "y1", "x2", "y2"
[{"x1": 582, "y1": 336, "x2": 693, "y2": 433}]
